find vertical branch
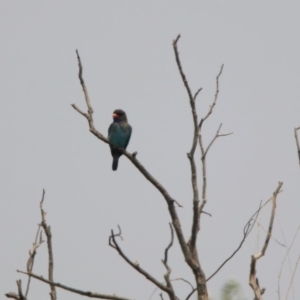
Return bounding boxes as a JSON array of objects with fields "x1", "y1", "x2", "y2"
[
  {"x1": 161, "y1": 223, "x2": 176, "y2": 300},
  {"x1": 198, "y1": 65, "x2": 224, "y2": 216},
  {"x1": 294, "y1": 127, "x2": 300, "y2": 166},
  {"x1": 40, "y1": 190, "x2": 57, "y2": 300},
  {"x1": 172, "y1": 34, "x2": 201, "y2": 250},
  {"x1": 25, "y1": 225, "x2": 43, "y2": 297},
  {"x1": 249, "y1": 182, "x2": 283, "y2": 300},
  {"x1": 173, "y1": 34, "x2": 208, "y2": 300}
]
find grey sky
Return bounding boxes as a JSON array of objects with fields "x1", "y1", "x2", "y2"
[{"x1": 1, "y1": 2, "x2": 300, "y2": 299}]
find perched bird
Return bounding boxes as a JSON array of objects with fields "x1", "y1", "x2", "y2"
[{"x1": 108, "y1": 109, "x2": 132, "y2": 171}]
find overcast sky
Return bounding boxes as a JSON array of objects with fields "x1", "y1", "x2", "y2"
[{"x1": 1, "y1": 2, "x2": 300, "y2": 300}]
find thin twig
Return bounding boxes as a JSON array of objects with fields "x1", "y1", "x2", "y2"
[
  {"x1": 198, "y1": 65, "x2": 226, "y2": 231},
  {"x1": 40, "y1": 190, "x2": 57, "y2": 300},
  {"x1": 172, "y1": 278, "x2": 194, "y2": 290},
  {"x1": 249, "y1": 182, "x2": 283, "y2": 300},
  {"x1": 161, "y1": 224, "x2": 176, "y2": 300},
  {"x1": 17, "y1": 271, "x2": 132, "y2": 300},
  {"x1": 199, "y1": 64, "x2": 224, "y2": 126},
  {"x1": 294, "y1": 127, "x2": 300, "y2": 166},
  {"x1": 203, "y1": 124, "x2": 233, "y2": 160},
  {"x1": 278, "y1": 225, "x2": 300, "y2": 300},
  {"x1": 285, "y1": 252, "x2": 300, "y2": 300},
  {"x1": 252, "y1": 219, "x2": 285, "y2": 247},
  {"x1": 109, "y1": 228, "x2": 171, "y2": 294},
  {"x1": 25, "y1": 225, "x2": 44, "y2": 297},
  {"x1": 163, "y1": 223, "x2": 174, "y2": 264},
  {"x1": 185, "y1": 288, "x2": 197, "y2": 300},
  {"x1": 207, "y1": 200, "x2": 262, "y2": 281}
]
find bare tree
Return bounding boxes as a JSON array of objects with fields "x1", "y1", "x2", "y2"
[{"x1": 6, "y1": 35, "x2": 289, "y2": 300}]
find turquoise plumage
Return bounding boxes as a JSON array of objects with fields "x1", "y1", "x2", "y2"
[{"x1": 108, "y1": 109, "x2": 132, "y2": 171}]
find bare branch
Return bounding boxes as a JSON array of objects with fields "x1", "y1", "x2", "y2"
[
  {"x1": 109, "y1": 228, "x2": 171, "y2": 294},
  {"x1": 161, "y1": 224, "x2": 176, "y2": 300},
  {"x1": 294, "y1": 127, "x2": 300, "y2": 166},
  {"x1": 5, "y1": 280, "x2": 26, "y2": 300},
  {"x1": 39, "y1": 190, "x2": 56, "y2": 300},
  {"x1": 163, "y1": 223, "x2": 174, "y2": 264},
  {"x1": 203, "y1": 124, "x2": 233, "y2": 160},
  {"x1": 207, "y1": 201, "x2": 262, "y2": 281},
  {"x1": 199, "y1": 64, "x2": 224, "y2": 126},
  {"x1": 185, "y1": 288, "x2": 197, "y2": 300},
  {"x1": 173, "y1": 34, "x2": 201, "y2": 252},
  {"x1": 25, "y1": 224, "x2": 44, "y2": 297},
  {"x1": 76, "y1": 49, "x2": 93, "y2": 115},
  {"x1": 17, "y1": 271, "x2": 132, "y2": 300},
  {"x1": 252, "y1": 219, "x2": 285, "y2": 247},
  {"x1": 173, "y1": 34, "x2": 213, "y2": 300},
  {"x1": 249, "y1": 182, "x2": 283, "y2": 300}
]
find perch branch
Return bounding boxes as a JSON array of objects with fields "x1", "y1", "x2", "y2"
[
  {"x1": 72, "y1": 50, "x2": 188, "y2": 266},
  {"x1": 17, "y1": 271, "x2": 132, "y2": 300},
  {"x1": 249, "y1": 182, "x2": 283, "y2": 300}
]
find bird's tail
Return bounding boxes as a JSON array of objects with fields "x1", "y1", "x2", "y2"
[{"x1": 112, "y1": 156, "x2": 119, "y2": 171}]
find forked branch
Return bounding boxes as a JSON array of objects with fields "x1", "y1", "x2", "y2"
[
  {"x1": 109, "y1": 227, "x2": 172, "y2": 296},
  {"x1": 249, "y1": 182, "x2": 283, "y2": 300}
]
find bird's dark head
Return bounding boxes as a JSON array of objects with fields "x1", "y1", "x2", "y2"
[{"x1": 112, "y1": 109, "x2": 128, "y2": 122}]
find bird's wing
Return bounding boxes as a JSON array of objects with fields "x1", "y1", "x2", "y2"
[{"x1": 124, "y1": 125, "x2": 132, "y2": 149}]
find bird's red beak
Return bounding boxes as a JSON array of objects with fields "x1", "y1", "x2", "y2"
[{"x1": 113, "y1": 113, "x2": 118, "y2": 118}]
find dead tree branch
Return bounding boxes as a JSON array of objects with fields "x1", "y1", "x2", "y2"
[
  {"x1": 109, "y1": 227, "x2": 172, "y2": 296},
  {"x1": 294, "y1": 127, "x2": 300, "y2": 166},
  {"x1": 172, "y1": 34, "x2": 201, "y2": 251},
  {"x1": 25, "y1": 224, "x2": 44, "y2": 297},
  {"x1": 173, "y1": 34, "x2": 208, "y2": 300},
  {"x1": 17, "y1": 271, "x2": 132, "y2": 300},
  {"x1": 161, "y1": 223, "x2": 176, "y2": 300},
  {"x1": 198, "y1": 65, "x2": 225, "y2": 220},
  {"x1": 39, "y1": 190, "x2": 57, "y2": 300},
  {"x1": 249, "y1": 182, "x2": 283, "y2": 300},
  {"x1": 5, "y1": 280, "x2": 26, "y2": 300}
]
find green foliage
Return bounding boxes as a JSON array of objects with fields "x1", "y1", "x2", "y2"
[{"x1": 220, "y1": 280, "x2": 246, "y2": 300}]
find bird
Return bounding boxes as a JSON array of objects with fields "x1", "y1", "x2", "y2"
[{"x1": 108, "y1": 109, "x2": 132, "y2": 171}]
